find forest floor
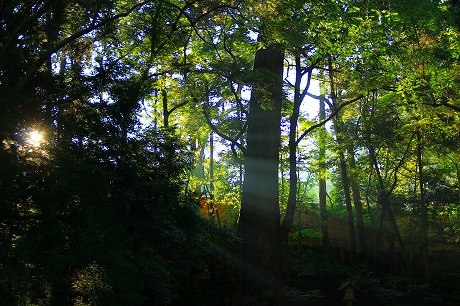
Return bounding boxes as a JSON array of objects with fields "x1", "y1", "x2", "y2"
[
  {"x1": 282, "y1": 245, "x2": 460, "y2": 306},
  {"x1": 195, "y1": 208, "x2": 460, "y2": 306}
]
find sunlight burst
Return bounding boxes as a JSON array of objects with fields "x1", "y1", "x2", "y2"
[{"x1": 28, "y1": 130, "x2": 44, "y2": 147}]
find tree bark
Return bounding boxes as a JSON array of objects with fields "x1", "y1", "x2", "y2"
[{"x1": 233, "y1": 42, "x2": 284, "y2": 306}]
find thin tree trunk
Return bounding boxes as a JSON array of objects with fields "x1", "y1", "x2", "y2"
[
  {"x1": 416, "y1": 130, "x2": 429, "y2": 281},
  {"x1": 210, "y1": 132, "x2": 214, "y2": 193},
  {"x1": 209, "y1": 132, "x2": 216, "y2": 220},
  {"x1": 162, "y1": 88, "x2": 169, "y2": 128},
  {"x1": 319, "y1": 177, "x2": 328, "y2": 247},
  {"x1": 281, "y1": 54, "x2": 302, "y2": 239},
  {"x1": 319, "y1": 91, "x2": 329, "y2": 249},
  {"x1": 348, "y1": 146, "x2": 365, "y2": 253},
  {"x1": 338, "y1": 149, "x2": 357, "y2": 260},
  {"x1": 328, "y1": 58, "x2": 356, "y2": 259},
  {"x1": 367, "y1": 143, "x2": 406, "y2": 254},
  {"x1": 233, "y1": 42, "x2": 284, "y2": 306}
]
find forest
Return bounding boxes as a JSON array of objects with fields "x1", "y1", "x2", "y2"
[{"x1": 1, "y1": 0, "x2": 460, "y2": 305}]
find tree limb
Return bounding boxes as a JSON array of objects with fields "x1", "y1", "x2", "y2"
[
  {"x1": 15, "y1": 1, "x2": 152, "y2": 90},
  {"x1": 0, "y1": 0, "x2": 54, "y2": 69},
  {"x1": 201, "y1": 102, "x2": 246, "y2": 164},
  {"x1": 296, "y1": 94, "x2": 364, "y2": 145}
]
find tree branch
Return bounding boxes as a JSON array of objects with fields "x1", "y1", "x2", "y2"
[
  {"x1": 201, "y1": 102, "x2": 246, "y2": 164},
  {"x1": 422, "y1": 101, "x2": 460, "y2": 112},
  {"x1": 15, "y1": 1, "x2": 152, "y2": 90},
  {"x1": 296, "y1": 94, "x2": 364, "y2": 145},
  {"x1": 387, "y1": 131, "x2": 416, "y2": 197},
  {"x1": 0, "y1": 0, "x2": 54, "y2": 69}
]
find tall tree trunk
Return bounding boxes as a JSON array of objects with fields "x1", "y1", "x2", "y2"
[
  {"x1": 233, "y1": 42, "x2": 284, "y2": 306},
  {"x1": 281, "y1": 54, "x2": 302, "y2": 239},
  {"x1": 318, "y1": 91, "x2": 329, "y2": 249},
  {"x1": 416, "y1": 130, "x2": 429, "y2": 281},
  {"x1": 338, "y1": 148, "x2": 357, "y2": 260},
  {"x1": 210, "y1": 132, "x2": 214, "y2": 193},
  {"x1": 348, "y1": 145, "x2": 365, "y2": 253},
  {"x1": 367, "y1": 143, "x2": 406, "y2": 254},
  {"x1": 209, "y1": 132, "x2": 216, "y2": 219},
  {"x1": 328, "y1": 58, "x2": 356, "y2": 259}
]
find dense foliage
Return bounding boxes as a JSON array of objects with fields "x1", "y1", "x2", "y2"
[
  {"x1": 0, "y1": 121, "x2": 236, "y2": 305},
  {"x1": 0, "y1": 1, "x2": 236, "y2": 305}
]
